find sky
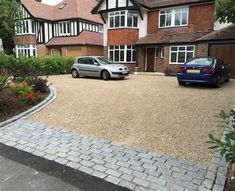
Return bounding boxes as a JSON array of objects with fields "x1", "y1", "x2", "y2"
[{"x1": 41, "y1": 0, "x2": 63, "y2": 6}]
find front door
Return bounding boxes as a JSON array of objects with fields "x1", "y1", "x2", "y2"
[{"x1": 146, "y1": 48, "x2": 155, "y2": 72}]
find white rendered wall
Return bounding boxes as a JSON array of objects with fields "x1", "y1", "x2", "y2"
[{"x1": 139, "y1": 11, "x2": 147, "y2": 38}]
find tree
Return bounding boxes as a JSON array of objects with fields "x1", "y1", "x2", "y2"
[
  {"x1": 215, "y1": 0, "x2": 235, "y2": 24},
  {"x1": 0, "y1": 0, "x2": 22, "y2": 54}
]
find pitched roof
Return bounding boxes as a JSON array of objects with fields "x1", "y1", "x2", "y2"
[
  {"x1": 46, "y1": 31, "x2": 103, "y2": 46},
  {"x1": 21, "y1": 0, "x2": 103, "y2": 24},
  {"x1": 135, "y1": 0, "x2": 214, "y2": 8},
  {"x1": 21, "y1": 0, "x2": 54, "y2": 20},
  {"x1": 135, "y1": 32, "x2": 209, "y2": 45},
  {"x1": 197, "y1": 24, "x2": 235, "y2": 41},
  {"x1": 91, "y1": 0, "x2": 214, "y2": 13}
]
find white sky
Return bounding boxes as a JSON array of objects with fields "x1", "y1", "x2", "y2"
[{"x1": 41, "y1": 0, "x2": 63, "y2": 6}]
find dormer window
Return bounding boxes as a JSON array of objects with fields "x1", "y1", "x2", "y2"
[
  {"x1": 108, "y1": 10, "x2": 138, "y2": 29},
  {"x1": 59, "y1": 22, "x2": 71, "y2": 36},
  {"x1": 59, "y1": 3, "x2": 67, "y2": 9},
  {"x1": 159, "y1": 7, "x2": 188, "y2": 28}
]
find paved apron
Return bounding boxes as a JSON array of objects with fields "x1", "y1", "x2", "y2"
[{"x1": 0, "y1": 120, "x2": 213, "y2": 191}]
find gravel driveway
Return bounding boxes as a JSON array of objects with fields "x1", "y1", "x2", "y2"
[{"x1": 29, "y1": 75, "x2": 235, "y2": 164}]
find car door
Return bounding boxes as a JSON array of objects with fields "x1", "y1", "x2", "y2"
[
  {"x1": 76, "y1": 57, "x2": 88, "y2": 76},
  {"x1": 84, "y1": 57, "x2": 100, "y2": 77}
]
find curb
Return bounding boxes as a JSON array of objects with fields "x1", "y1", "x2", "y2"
[
  {"x1": 0, "y1": 86, "x2": 57, "y2": 128},
  {"x1": 199, "y1": 115, "x2": 235, "y2": 191}
]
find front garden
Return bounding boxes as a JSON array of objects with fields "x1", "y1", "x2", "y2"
[{"x1": 0, "y1": 53, "x2": 74, "y2": 122}]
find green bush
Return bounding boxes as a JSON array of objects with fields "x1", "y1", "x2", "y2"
[
  {"x1": 10, "y1": 82, "x2": 32, "y2": 98},
  {"x1": 207, "y1": 110, "x2": 235, "y2": 163},
  {"x1": 0, "y1": 53, "x2": 74, "y2": 76}
]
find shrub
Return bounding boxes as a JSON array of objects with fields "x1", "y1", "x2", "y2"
[
  {"x1": 10, "y1": 82, "x2": 32, "y2": 99},
  {"x1": 26, "y1": 76, "x2": 49, "y2": 93},
  {"x1": 207, "y1": 110, "x2": 235, "y2": 163},
  {"x1": 0, "y1": 67, "x2": 11, "y2": 91},
  {"x1": 0, "y1": 53, "x2": 74, "y2": 76}
]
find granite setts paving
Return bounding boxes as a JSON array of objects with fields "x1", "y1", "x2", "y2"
[{"x1": 0, "y1": 120, "x2": 229, "y2": 191}]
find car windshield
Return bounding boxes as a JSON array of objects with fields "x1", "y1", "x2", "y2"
[
  {"x1": 185, "y1": 58, "x2": 213, "y2": 66},
  {"x1": 97, "y1": 57, "x2": 114, "y2": 65}
]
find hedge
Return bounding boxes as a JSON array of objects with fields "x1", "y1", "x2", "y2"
[{"x1": 0, "y1": 53, "x2": 74, "y2": 76}]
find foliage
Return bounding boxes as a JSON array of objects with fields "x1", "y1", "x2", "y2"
[
  {"x1": 10, "y1": 82, "x2": 32, "y2": 99},
  {"x1": 26, "y1": 76, "x2": 49, "y2": 93},
  {"x1": 207, "y1": 110, "x2": 235, "y2": 163},
  {"x1": 9, "y1": 81, "x2": 42, "y2": 105},
  {"x1": 0, "y1": 66, "x2": 11, "y2": 91},
  {"x1": 0, "y1": 0, "x2": 23, "y2": 54},
  {"x1": 0, "y1": 53, "x2": 74, "y2": 76},
  {"x1": 215, "y1": 0, "x2": 235, "y2": 23}
]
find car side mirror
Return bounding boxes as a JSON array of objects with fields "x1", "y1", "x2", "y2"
[{"x1": 94, "y1": 62, "x2": 100, "y2": 66}]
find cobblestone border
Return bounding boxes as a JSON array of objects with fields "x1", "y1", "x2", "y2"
[
  {"x1": 199, "y1": 116, "x2": 235, "y2": 191},
  {"x1": 0, "y1": 86, "x2": 57, "y2": 128}
]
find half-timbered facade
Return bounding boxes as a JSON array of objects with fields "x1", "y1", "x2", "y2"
[
  {"x1": 92, "y1": 0, "x2": 224, "y2": 74},
  {"x1": 15, "y1": 0, "x2": 104, "y2": 57}
]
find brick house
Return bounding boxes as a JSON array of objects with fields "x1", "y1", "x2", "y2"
[
  {"x1": 92, "y1": 0, "x2": 235, "y2": 75},
  {"x1": 15, "y1": 0, "x2": 104, "y2": 58}
]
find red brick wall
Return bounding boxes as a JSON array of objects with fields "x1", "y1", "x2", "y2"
[
  {"x1": 14, "y1": 35, "x2": 36, "y2": 45},
  {"x1": 147, "y1": 3, "x2": 214, "y2": 34},
  {"x1": 107, "y1": 29, "x2": 139, "y2": 45}
]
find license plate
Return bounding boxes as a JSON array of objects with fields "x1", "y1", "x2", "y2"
[
  {"x1": 122, "y1": 71, "x2": 128, "y2": 74},
  {"x1": 187, "y1": 69, "x2": 200, "y2": 74}
]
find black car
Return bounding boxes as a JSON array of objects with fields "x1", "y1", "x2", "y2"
[{"x1": 176, "y1": 57, "x2": 231, "y2": 88}]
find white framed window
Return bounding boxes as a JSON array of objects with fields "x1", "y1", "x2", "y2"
[
  {"x1": 51, "y1": 49, "x2": 60, "y2": 56},
  {"x1": 160, "y1": 46, "x2": 164, "y2": 58},
  {"x1": 159, "y1": 7, "x2": 188, "y2": 28},
  {"x1": 59, "y1": 22, "x2": 71, "y2": 36},
  {"x1": 15, "y1": 45, "x2": 37, "y2": 58},
  {"x1": 169, "y1": 45, "x2": 194, "y2": 64},
  {"x1": 15, "y1": 19, "x2": 35, "y2": 35},
  {"x1": 108, "y1": 10, "x2": 138, "y2": 29},
  {"x1": 108, "y1": 45, "x2": 136, "y2": 63}
]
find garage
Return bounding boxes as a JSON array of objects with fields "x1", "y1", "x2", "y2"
[
  {"x1": 209, "y1": 44, "x2": 235, "y2": 78},
  {"x1": 198, "y1": 24, "x2": 235, "y2": 78}
]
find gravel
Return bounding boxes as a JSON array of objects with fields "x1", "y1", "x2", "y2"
[{"x1": 28, "y1": 75, "x2": 235, "y2": 164}]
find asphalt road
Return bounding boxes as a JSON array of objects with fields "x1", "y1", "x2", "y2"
[{"x1": 0, "y1": 155, "x2": 82, "y2": 191}]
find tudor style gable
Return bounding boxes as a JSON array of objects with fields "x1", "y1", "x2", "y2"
[{"x1": 92, "y1": 0, "x2": 141, "y2": 14}]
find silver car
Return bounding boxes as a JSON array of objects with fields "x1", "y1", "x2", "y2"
[{"x1": 71, "y1": 56, "x2": 129, "y2": 80}]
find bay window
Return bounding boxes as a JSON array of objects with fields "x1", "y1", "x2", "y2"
[
  {"x1": 109, "y1": 45, "x2": 136, "y2": 63},
  {"x1": 15, "y1": 19, "x2": 35, "y2": 34},
  {"x1": 159, "y1": 7, "x2": 188, "y2": 28},
  {"x1": 15, "y1": 45, "x2": 37, "y2": 58},
  {"x1": 109, "y1": 11, "x2": 138, "y2": 28},
  {"x1": 170, "y1": 45, "x2": 194, "y2": 64}
]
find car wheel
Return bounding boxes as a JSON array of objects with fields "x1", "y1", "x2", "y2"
[
  {"x1": 178, "y1": 81, "x2": 186, "y2": 86},
  {"x1": 226, "y1": 72, "x2": 231, "y2": 82},
  {"x1": 71, "y1": 69, "x2": 79, "y2": 78},
  {"x1": 119, "y1": 77, "x2": 125, "y2": 80},
  {"x1": 102, "y1": 70, "x2": 110, "y2": 80},
  {"x1": 215, "y1": 75, "x2": 222, "y2": 88}
]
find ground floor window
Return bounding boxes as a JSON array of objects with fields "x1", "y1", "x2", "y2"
[
  {"x1": 108, "y1": 45, "x2": 136, "y2": 63},
  {"x1": 51, "y1": 49, "x2": 61, "y2": 56},
  {"x1": 170, "y1": 45, "x2": 194, "y2": 64},
  {"x1": 15, "y1": 45, "x2": 37, "y2": 58}
]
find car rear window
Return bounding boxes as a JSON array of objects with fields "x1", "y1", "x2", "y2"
[{"x1": 185, "y1": 58, "x2": 213, "y2": 66}]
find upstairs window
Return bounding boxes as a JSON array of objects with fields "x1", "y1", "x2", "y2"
[
  {"x1": 159, "y1": 7, "x2": 188, "y2": 28},
  {"x1": 59, "y1": 22, "x2": 71, "y2": 36},
  {"x1": 15, "y1": 19, "x2": 35, "y2": 34},
  {"x1": 109, "y1": 11, "x2": 138, "y2": 29}
]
